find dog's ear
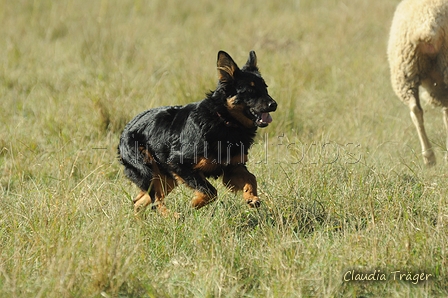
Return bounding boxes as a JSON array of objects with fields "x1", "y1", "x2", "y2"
[
  {"x1": 242, "y1": 50, "x2": 258, "y2": 72},
  {"x1": 217, "y1": 51, "x2": 240, "y2": 82}
]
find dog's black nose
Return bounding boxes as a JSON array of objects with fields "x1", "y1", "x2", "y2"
[{"x1": 268, "y1": 101, "x2": 277, "y2": 111}]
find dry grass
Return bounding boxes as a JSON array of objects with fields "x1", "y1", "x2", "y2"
[{"x1": 1, "y1": 0, "x2": 447, "y2": 297}]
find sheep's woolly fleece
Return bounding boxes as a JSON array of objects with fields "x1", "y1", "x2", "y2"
[{"x1": 388, "y1": 0, "x2": 448, "y2": 107}]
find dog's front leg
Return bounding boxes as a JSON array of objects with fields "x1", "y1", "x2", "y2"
[
  {"x1": 190, "y1": 179, "x2": 218, "y2": 209},
  {"x1": 223, "y1": 165, "x2": 260, "y2": 207},
  {"x1": 178, "y1": 171, "x2": 218, "y2": 209}
]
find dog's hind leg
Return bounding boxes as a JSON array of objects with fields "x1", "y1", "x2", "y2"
[
  {"x1": 131, "y1": 147, "x2": 178, "y2": 216},
  {"x1": 151, "y1": 173, "x2": 177, "y2": 216},
  {"x1": 223, "y1": 165, "x2": 260, "y2": 208},
  {"x1": 133, "y1": 174, "x2": 177, "y2": 216}
]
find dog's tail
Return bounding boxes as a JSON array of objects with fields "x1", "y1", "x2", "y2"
[{"x1": 118, "y1": 131, "x2": 153, "y2": 191}]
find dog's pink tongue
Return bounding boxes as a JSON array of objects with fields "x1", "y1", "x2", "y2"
[{"x1": 262, "y1": 113, "x2": 272, "y2": 124}]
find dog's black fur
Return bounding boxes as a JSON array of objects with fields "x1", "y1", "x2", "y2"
[{"x1": 118, "y1": 50, "x2": 277, "y2": 215}]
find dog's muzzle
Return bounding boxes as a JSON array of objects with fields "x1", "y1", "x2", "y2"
[{"x1": 252, "y1": 99, "x2": 277, "y2": 127}]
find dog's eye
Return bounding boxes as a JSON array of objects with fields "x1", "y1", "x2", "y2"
[{"x1": 247, "y1": 88, "x2": 257, "y2": 95}]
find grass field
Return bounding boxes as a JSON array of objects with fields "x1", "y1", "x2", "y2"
[{"x1": 1, "y1": 0, "x2": 447, "y2": 297}]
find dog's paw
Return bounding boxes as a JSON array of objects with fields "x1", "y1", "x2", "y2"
[
  {"x1": 246, "y1": 197, "x2": 261, "y2": 208},
  {"x1": 133, "y1": 192, "x2": 152, "y2": 212}
]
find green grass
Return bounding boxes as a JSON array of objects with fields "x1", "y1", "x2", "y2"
[{"x1": 1, "y1": 0, "x2": 447, "y2": 297}]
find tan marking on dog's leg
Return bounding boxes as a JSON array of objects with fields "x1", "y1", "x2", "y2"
[
  {"x1": 133, "y1": 190, "x2": 145, "y2": 204},
  {"x1": 133, "y1": 147, "x2": 179, "y2": 217},
  {"x1": 134, "y1": 191, "x2": 152, "y2": 214},
  {"x1": 409, "y1": 97, "x2": 435, "y2": 166},
  {"x1": 191, "y1": 191, "x2": 217, "y2": 209},
  {"x1": 223, "y1": 165, "x2": 260, "y2": 207},
  {"x1": 442, "y1": 107, "x2": 448, "y2": 162},
  {"x1": 152, "y1": 174, "x2": 179, "y2": 218},
  {"x1": 193, "y1": 157, "x2": 221, "y2": 173},
  {"x1": 133, "y1": 148, "x2": 158, "y2": 214}
]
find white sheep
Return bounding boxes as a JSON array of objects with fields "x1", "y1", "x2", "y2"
[{"x1": 388, "y1": 0, "x2": 448, "y2": 166}]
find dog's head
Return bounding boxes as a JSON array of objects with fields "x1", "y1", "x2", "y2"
[{"x1": 217, "y1": 51, "x2": 277, "y2": 128}]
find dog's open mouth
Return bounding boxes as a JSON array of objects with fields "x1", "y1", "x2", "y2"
[{"x1": 249, "y1": 109, "x2": 273, "y2": 127}]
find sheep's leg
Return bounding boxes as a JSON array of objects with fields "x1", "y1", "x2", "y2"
[
  {"x1": 443, "y1": 107, "x2": 448, "y2": 162},
  {"x1": 409, "y1": 91, "x2": 436, "y2": 166}
]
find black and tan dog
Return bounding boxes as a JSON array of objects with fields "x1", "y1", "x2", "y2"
[{"x1": 118, "y1": 50, "x2": 277, "y2": 215}]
